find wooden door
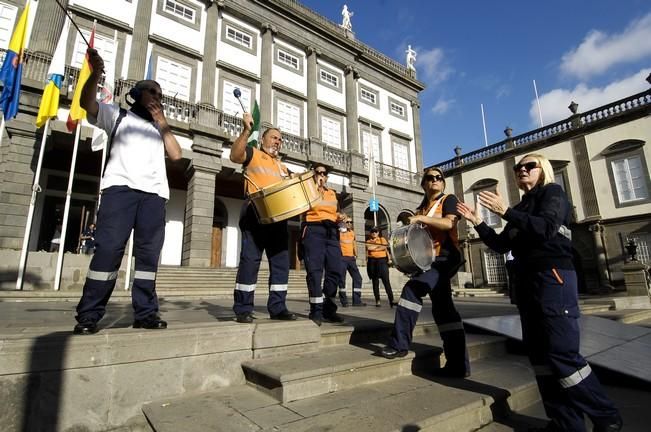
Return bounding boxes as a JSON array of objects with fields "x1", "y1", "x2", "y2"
[{"x1": 211, "y1": 226, "x2": 222, "y2": 268}]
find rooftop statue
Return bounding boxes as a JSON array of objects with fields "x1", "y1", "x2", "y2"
[
  {"x1": 341, "y1": 4, "x2": 353, "y2": 31},
  {"x1": 406, "y1": 45, "x2": 417, "y2": 71}
]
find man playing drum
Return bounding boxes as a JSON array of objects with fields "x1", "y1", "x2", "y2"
[
  {"x1": 301, "y1": 163, "x2": 346, "y2": 326},
  {"x1": 230, "y1": 113, "x2": 297, "y2": 324},
  {"x1": 380, "y1": 167, "x2": 470, "y2": 379}
]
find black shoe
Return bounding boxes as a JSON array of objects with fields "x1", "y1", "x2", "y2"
[
  {"x1": 352, "y1": 302, "x2": 367, "y2": 307},
  {"x1": 593, "y1": 414, "x2": 623, "y2": 432},
  {"x1": 341, "y1": 303, "x2": 349, "y2": 308},
  {"x1": 73, "y1": 320, "x2": 99, "y2": 335},
  {"x1": 432, "y1": 366, "x2": 471, "y2": 378},
  {"x1": 375, "y1": 300, "x2": 381, "y2": 307},
  {"x1": 235, "y1": 313, "x2": 254, "y2": 324},
  {"x1": 270, "y1": 310, "x2": 297, "y2": 321},
  {"x1": 323, "y1": 313, "x2": 344, "y2": 323},
  {"x1": 528, "y1": 423, "x2": 562, "y2": 432},
  {"x1": 380, "y1": 346, "x2": 408, "y2": 359},
  {"x1": 390, "y1": 301, "x2": 398, "y2": 308},
  {"x1": 133, "y1": 315, "x2": 167, "y2": 329},
  {"x1": 311, "y1": 318, "x2": 322, "y2": 326}
]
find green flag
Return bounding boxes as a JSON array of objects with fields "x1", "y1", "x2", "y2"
[{"x1": 247, "y1": 100, "x2": 260, "y2": 147}]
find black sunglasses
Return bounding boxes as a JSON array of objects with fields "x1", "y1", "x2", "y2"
[
  {"x1": 423, "y1": 174, "x2": 444, "y2": 183},
  {"x1": 513, "y1": 161, "x2": 539, "y2": 172},
  {"x1": 315, "y1": 170, "x2": 328, "y2": 176}
]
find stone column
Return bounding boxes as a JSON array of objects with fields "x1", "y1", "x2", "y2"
[
  {"x1": 306, "y1": 46, "x2": 319, "y2": 139},
  {"x1": 588, "y1": 221, "x2": 614, "y2": 292},
  {"x1": 181, "y1": 156, "x2": 220, "y2": 267},
  {"x1": 344, "y1": 65, "x2": 360, "y2": 152},
  {"x1": 30, "y1": 0, "x2": 68, "y2": 55},
  {"x1": 411, "y1": 100, "x2": 423, "y2": 172},
  {"x1": 260, "y1": 23, "x2": 276, "y2": 125},
  {"x1": 127, "y1": 0, "x2": 153, "y2": 80},
  {"x1": 199, "y1": 1, "x2": 220, "y2": 105}
]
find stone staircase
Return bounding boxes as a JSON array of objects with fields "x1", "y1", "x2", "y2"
[{"x1": 142, "y1": 321, "x2": 542, "y2": 432}]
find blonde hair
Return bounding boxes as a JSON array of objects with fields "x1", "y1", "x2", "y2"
[
  {"x1": 517, "y1": 153, "x2": 555, "y2": 186},
  {"x1": 417, "y1": 167, "x2": 446, "y2": 210}
]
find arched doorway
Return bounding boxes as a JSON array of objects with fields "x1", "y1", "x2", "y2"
[{"x1": 211, "y1": 199, "x2": 228, "y2": 268}]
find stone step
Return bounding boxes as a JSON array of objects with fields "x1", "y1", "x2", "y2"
[
  {"x1": 589, "y1": 308, "x2": 651, "y2": 324},
  {"x1": 142, "y1": 353, "x2": 539, "y2": 432},
  {"x1": 453, "y1": 289, "x2": 505, "y2": 298},
  {"x1": 241, "y1": 332, "x2": 506, "y2": 403}
]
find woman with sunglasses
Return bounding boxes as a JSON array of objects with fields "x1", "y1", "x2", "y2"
[
  {"x1": 457, "y1": 153, "x2": 621, "y2": 432},
  {"x1": 301, "y1": 163, "x2": 346, "y2": 326},
  {"x1": 381, "y1": 167, "x2": 470, "y2": 379}
]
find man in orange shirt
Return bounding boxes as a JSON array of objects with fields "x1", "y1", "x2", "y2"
[
  {"x1": 366, "y1": 227, "x2": 396, "y2": 307},
  {"x1": 229, "y1": 113, "x2": 297, "y2": 324},
  {"x1": 301, "y1": 163, "x2": 345, "y2": 326},
  {"x1": 338, "y1": 217, "x2": 365, "y2": 306}
]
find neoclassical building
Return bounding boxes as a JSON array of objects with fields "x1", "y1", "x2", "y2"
[
  {"x1": 0, "y1": 0, "x2": 427, "y2": 286},
  {"x1": 434, "y1": 87, "x2": 651, "y2": 293}
]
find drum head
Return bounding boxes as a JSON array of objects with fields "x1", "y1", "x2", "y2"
[{"x1": 407, "y1": 224, "x2": 434, "y2": 271}]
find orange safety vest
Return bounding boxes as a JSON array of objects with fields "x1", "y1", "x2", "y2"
[
  {"x1": 305, "y1": 188, "x2": 338, "y2": 223},
  {"x1": 340, "y1": 230, "x2": 356, "y2": 257},
  {"x1": 244, "y1": 147, "x2": 289, "y2": 195},
  {"x1": 367, "y1": 237, "x2": 388, "y2": 258},
  {"x1": 417, "y1": 194, "x2": 459, "y2": 255}
]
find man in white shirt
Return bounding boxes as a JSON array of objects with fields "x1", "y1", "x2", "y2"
[{"x1": 73, "y1": 48, "x2": 182, "y2": 335}]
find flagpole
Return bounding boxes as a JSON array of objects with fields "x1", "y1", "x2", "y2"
[
  {"x1": 480, "y1": 103, "x2": 488, "y2": 147},
  {"x1": 533, "y1": 79, "x2": 544, "y2": 128},
  {"x1": 124, "y1": 230, "x2": 134, "y2": 290},
  {"x1": 54, "y1": 122, "x2": 82, "y2": 291},
  {"x1": 15, "y1": 119, "x2": 50, "y2": 290},
  {"x1": 0, "y1": 116, "x2": 5, "y2": 148}
]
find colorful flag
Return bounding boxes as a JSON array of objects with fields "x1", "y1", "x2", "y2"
[
  {"x1": 367, "y1": 148, "x2": 377, "y2": 192},
  {"x1": 66, "y1": 24, "x2": 96, "y2": 132},
  {"x1": 36, "y1": 20, "x2": 70, "y2": 128},
  {"x1": 0, "y1": 3, "x2": 30, "y2": 121},
  {"x1": 247, "y1": 100, "x2": 260, "y2": 147}
]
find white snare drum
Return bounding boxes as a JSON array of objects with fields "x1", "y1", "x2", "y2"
[{"x1": 389, "y1": 224, "x2": 435, "y2": 276}]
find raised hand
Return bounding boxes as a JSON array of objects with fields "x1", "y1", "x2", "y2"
[
  {"x1": 478, "y1": 189, "x2": 507, "y2": 216},
  {"x1": 242, "y1": 112, "x2": 253, "y2": 133},
  {"x1": 456, "y1": 201, "x2": 483, "y2": 226},
  {"x1": 86, "y1": 48, "x2": 104, "y2": 75},
  {"x1": 146, "y1": 100, "x2": 166, "y2": 125}
]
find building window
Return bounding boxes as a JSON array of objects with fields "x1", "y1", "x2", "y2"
[
  {"x1": 277, "y1": 99, "x2": 301, "y2": 136},
  {"x1": 603, "y1": 140, "x2": 651, "y2": 208},
  {"x1": 320, "y1": 115, "x2": 342, "y2": 148},
  {"x1": 470, "y1": 179, "x2": 501, "y2": 228},
  {"x1": 361, "y1": 129, "x2": 380, "y2": 160},
  {"x1": 625, "y1": 233, "x2": 651, "y2": 265},
  {"x1": 611, "y1": 156, "x2": 648, "y2": 203},
  {"x1": 155, "y1": 56, "x2": 191, "y2": 101},
  {"x1": 392, "y1": 142, "x2": 409, "y2": 171},
  {"x1": 388, "y1": 97, "x2": 407, "y2": 120},
  {"x1": 222, "y1": 81, "x2": 251, "y2": 116},
  {"x1": 359, "y1": 85, "x2": 379, "y2": 108},
  {"x1": 0, "y1": 2, "x2": 17, "y2": 51},
  {"x1": 483, "y1": 249, "x2": 507, "y2": 285},
  {"x1": 226, "y1": 25, "x2": 252, "y2": 49},
  {"x1": 320, "y1": 69, "x2": 338, "y2": 88},
  {"x1": 164, "y1": 0, "x2": 194, "y2": 23},
  {"x1": 278, "y1": 49, "x2": 299, "y2": 70}
]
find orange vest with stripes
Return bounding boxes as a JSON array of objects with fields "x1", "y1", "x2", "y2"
[
  {"x1": 244, "y1": 148, "x2": 289, "y2": 195},
  {"x1": 367, "y1": 237, "x2": 388, "y2": 258},
  {"x1": 340, "y1": 230, "x2": 356, "y2": 257},
  {"x1": 417, "y1": 194, "x2": 459, "y2": 255},
  {"x1": 305, "y1": 188, "x2": 338, "y2": 223}
]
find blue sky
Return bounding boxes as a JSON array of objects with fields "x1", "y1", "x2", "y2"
[{"x1": 299, "y1": 0, "x2": 651, "y2": 167}]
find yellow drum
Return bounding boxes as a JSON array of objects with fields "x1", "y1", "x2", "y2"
[{"x1": 249, "y1": 171, "x2": 321, "y2": 224}]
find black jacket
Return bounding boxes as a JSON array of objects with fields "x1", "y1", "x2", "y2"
[{"x1": 474, "y1": 183, "x2": 573, "y2": 271}]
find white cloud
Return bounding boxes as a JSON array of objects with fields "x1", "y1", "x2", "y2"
[
  {"x1": 432, "y1": 97, "x2": 455, "y2": 115},
  {"x1": 529, "y1": 68, "x2": 650, "y2": 126},
  {"x1": 415, "y1": 47, "x2": 453, "y2": 85},
  {"x1": 560, "y1": 12, "x2": 651, "y2": 79}
]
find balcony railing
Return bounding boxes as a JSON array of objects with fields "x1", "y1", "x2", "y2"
[{"x1": 437, "y1": 88, "x2": 651, "y2": 172}]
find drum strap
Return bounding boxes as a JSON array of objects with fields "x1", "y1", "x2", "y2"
[{"x1": 425, "y1": 194, "x2": 447, "y2": 218}]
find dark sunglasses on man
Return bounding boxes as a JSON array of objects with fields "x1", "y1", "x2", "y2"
[
  {"x1": 513, "y1": 161, "x2": 539, "y2": 172},
  {"x1": 315, "y1": 170, "x2": 328, "y2": 176}
]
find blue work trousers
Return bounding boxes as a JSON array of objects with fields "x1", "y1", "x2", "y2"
[
  {"x1": 76, "y1": 186, "x2": 165, "y2": 323},
  {"x1": 302, "y1": 223, "x2": 341, "y2": 320},
  {"x1": 233, "y1": 203, "x2": 289, "y2": 316},
  {"x1": 339, "y1": 256, "x2": 363, "y2": 305}
]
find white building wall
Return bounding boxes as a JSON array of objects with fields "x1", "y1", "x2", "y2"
[
  {"x1": 150, "y1": 3, "x2": 204, "y2": 54},
  {"x1": 69, "y1": 0, "x2": 136, "y2": 28},
  {"x1": 585, "y1": 117, "x2": 651, "y2": 219},
  {"x1": 160, "y1": 188, "x2": 186, "y2": 265},
  {"x1": 217, "y1": 14, "x2": 260, "y2": 76},
  {"x1": 316, "y1": 59, "x2": 345, "y2": 110},
  {"x1": 272, "y1": 40, "x2": 307, "y2": 95},
  {"x1": 460, "y1": 164, "x2": 510, "y2": 234},
  {"x1": 220, "y1": 197, "x2": 243, "y2": 267}
]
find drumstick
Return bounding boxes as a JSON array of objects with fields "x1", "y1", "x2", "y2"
[{"x1": 232, "y1": 88, "x2": 247, "y2": 113}]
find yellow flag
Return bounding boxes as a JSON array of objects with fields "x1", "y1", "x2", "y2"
[{"x1": 66, "y1": 25, "x2": 95, "y2": 131}]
